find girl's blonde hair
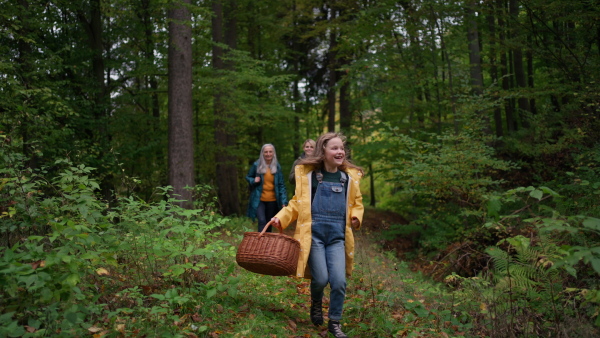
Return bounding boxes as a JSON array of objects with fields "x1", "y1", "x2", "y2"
[{"x1": 298, "y1": 132, "x2": 363, "y2": 174}]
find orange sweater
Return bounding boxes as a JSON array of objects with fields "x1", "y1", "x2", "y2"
[{"x1": 260, "y1": 168, "x2": 276, "y2": 201}]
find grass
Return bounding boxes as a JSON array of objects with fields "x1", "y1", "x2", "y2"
[{"x1": 179, "y1": 216, "x2": 475, "y2": 338}]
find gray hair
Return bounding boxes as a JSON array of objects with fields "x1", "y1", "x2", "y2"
[{"x1": 257, "y1": 143, "x2": 278, "y2": 174}]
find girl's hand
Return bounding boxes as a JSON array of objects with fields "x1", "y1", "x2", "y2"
[
  {"x1": 254, "y1": 177, "x2": 261, "y2": 183},
  {"x1": 270, "y1": 217, "x2": 282, "y2": 231},
  {"x1": 351, "y1": 217, "x2": 360, "y2": 230}
]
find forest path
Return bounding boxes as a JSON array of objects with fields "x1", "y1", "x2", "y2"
[{"x1": 219, "y1": 208, "x2": 468, "y2": 337}]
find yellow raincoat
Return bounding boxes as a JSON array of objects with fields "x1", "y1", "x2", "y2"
[{"x1": 274, "y1": 164, "x2": 364, "y2": 278}]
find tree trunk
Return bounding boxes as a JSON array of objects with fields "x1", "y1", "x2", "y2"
[
  {"x1": 436, "y1": 19, "x2": 458, "y2": 134},
  {"x1": 487, "y1": 1, "x2": 503, "y2": 137},
  {"x1": 509, "y1": 0, "x2": 530, "y2": 128},
  {"x1": 141, "y1": 0, "x2": 160, "y2": 121},
  {"x1": 498, "y1": 0, "x2": 516, "y2": 133},
  {"x1": 466, "y1": 1, "x2": 484, "y2": 95},
  {"x1": 527, "y1": 35, "x2": 537, "y2": 115},
  {"x1": 212, "y1": 0, "x2": 241, "y2": 215},
  {"x1": 77, "y1": 0, "x2": 113, "y2": 202},
  {"x1": 168, "y1": 0, "x2": 195, "y2": 208},
  {"x1": 339, "y1": 79, "x2": 351, "y2": 135},
  {"x1": 16, "y1": 0, "x2": 38, "y2": 168},
  {"x1": 327, "y1": 6, "x2": 338, "y2": 133},
  {"x1": 466, "y1": 1, "x2": 491, "y2": 135},
  {"x1": 369, "y1": 164, "x2": 376, "y2": 207}
]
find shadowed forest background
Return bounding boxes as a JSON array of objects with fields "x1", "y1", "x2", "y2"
[{"x1": 2, "y1": 0, "x2": 600, "y2": 337}]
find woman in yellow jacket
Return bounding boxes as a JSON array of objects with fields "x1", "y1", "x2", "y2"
[{"x1": 271, "y1": 132, "x2": 363, "y2": 338}]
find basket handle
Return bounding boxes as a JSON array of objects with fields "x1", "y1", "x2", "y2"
[{"x1": 259, "y1": 219, "x2": 282, "y2": 237}]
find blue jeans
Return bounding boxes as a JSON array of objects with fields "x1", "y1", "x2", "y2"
[{"x1": 309, "y1": 178, "x2": 347, "y2": 321}]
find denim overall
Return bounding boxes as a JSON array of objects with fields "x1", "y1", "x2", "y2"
[{"x1": 308, "y1": 170, "x2": 348, "y2": 321}]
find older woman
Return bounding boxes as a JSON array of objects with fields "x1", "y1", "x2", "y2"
[{"x1": 246, "y1": 144, "x2": 288, "y2": 232}]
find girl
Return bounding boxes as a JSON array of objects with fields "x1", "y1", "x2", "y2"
[{"x1": 271, "y1": 132, "x2": 363, "y2": 338}]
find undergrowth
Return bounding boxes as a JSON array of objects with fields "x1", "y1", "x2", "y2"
[{"x1": 2, "y1": 148, "x2": 599, "y2": 337}]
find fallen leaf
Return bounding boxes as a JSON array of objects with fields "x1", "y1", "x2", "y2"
[
  {"x1": 93, "y1": 330, "x2": 109, "y2": 338},
  {"x1": 192, "y1": 313, "x2": 202, "y2": 322},
  {"x1": 24, "y1": 326, "x2": 36, "y2": 333},
  {"x1": 87, "y1": 326, "x2": 103, "y2": 333},
  {"x1": 96, "y1": 268, "x2": 109, "y2": 276}
]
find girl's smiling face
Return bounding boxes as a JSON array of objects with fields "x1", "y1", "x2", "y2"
[{"x1": 323, "y1": 137, "x2": 344, "y2": 172}]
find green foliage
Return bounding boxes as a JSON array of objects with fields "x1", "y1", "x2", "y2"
[
  {"x1": 486, "y1": 236, "x2": 562, "y2": 292},
  {"x1": 371, "y1": 118, "x2": 517, "y2": 252},
  {"x1": 0, "y1": 151, "x2": 233, "y2": 336},
  {"x1": 450, "y1": 185, "x2": 600, "y2": 333},
  {"x1": 389, "y1": 128, "x2": 515, "y2": 207}
]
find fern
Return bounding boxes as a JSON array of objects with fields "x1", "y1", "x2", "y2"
[{"x1": 486, "y1": 235, "x2": 561, "y2": 293}]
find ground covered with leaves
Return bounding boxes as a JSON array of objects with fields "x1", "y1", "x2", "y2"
[{"x1": 152, "y1": 208, "x2": 477, "y2": 338}]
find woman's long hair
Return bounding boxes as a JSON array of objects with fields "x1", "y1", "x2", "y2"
[
  {"x1": 298, "y1": 132, "x2": 363, "y2": 174},
  {"x1": 257, "y1": 143, "x2": 279, "y2": 174}
]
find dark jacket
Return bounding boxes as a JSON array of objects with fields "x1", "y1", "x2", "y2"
[
  {"x1": 246, "y1": 160, "x2": 288, "y2": 220},
  {"x1": 288, "y1": 153, "x2": 306, "y2": 184}
]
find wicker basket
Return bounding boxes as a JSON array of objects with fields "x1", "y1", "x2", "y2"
[{"x1": 236, "y1": 221, "x2": 300, "y2": 276}]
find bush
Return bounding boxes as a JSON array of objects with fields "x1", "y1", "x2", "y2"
[{"x1": 0, "y1": 150, "x2": 233, "y2": 336}]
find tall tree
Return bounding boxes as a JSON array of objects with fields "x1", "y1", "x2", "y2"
[
  {"x1": 497, "y1": 0, "x2": 516, "y2": 132},
  {"x1": 212, "y1": 0, "x2": 241, "y2": 215},
  {"x1": 509, "y1": 0, "x2": 530, "y2": 127},
  {"x1": 326, "y1": 3, "x2": 338, "y2": 132},
  {"x1": 337, "y1": 1, "x2": 354, "y2": 137},
  {"x1": 485, "y1": 0, "x2": 504, "y2": 137},
  {"x1": 466, "y1": 0, "x2": 484, "y2": 95},
  {"x1": 168, "y1": 0, "x2": 195, "y2": 208}
]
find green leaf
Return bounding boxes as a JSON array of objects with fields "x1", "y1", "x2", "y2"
[
  {"x1": 0, "y1": 312, "x2": 15, "y2": 322},
  {"x1": 583, "y1": 218, "x2": 600, "y2": 232},
  {"x1": 41, "y1": 287, "x2": 53, "y2": 301},
  {"x1": 539, "y1": 186, "x2": 560, "y2": 197},
  {"x1": 413, "y1": 304, "x2": 429, "y2": 318},
  {"x1": 5, "y1": 320, "x2": 25, "y2": 337},
  {"x1": 150, "y1": 294, "x2": 165, "y2": 301},
  {"x1": 591, "y1": 258, "x2": 600, "y2": 276},
  {"x1": 227, "y1": 287, "x2": 238, "y2": 298},
  {"x1": 64, "y1": 312, "x2": 78, "y2": 324},
  {"x1": 64, "y1": 273, "x2": 80, "y2": 286},
  {"x1": 487, "y1": 197, "x2": 502, "y2": 221},
  {"x1": 529, "y1": 189, "x2": 543, "y2": 201}
]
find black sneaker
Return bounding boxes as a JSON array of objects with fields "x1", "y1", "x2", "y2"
[{"x1": 328, "y1": 320, "x2": 348, "y2": 338}]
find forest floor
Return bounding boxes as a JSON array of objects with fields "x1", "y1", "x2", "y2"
[{"x1": 206, "y1": 207, "x2": 474, "y2": 338}]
